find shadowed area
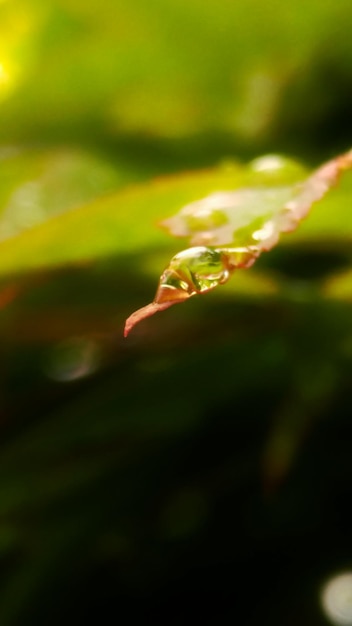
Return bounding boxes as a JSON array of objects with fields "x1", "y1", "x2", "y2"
[{"x1": 1, "y1": 1, "x2": 352, "y2": 625}]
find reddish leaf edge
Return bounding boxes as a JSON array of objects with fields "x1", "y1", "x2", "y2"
[{"x1": 124, "y1": 301, "x2": 176, "y2": 337}]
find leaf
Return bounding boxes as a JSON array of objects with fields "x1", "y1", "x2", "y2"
[
  {"x1": 125, "y1": 150, "x2": 352, "y2": 336},
  {"x1": 2, "y1": 0, "x2": 352, "y2": 147},
  {"x1": 0, "y1": 161, "x2": 248, "y2": 275},
  {"x1": 0, "y1": 146, "x2": 135, "y2": 240}
]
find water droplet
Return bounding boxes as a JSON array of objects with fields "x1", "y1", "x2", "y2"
[
  {"x1": 248, "y1": 154, "x2": 306, "y2": 184},
  {"x1": 124, "y1": 247, "x2": 233, "y2": 336},
  {"x1": 156, "y1": 246, "x2": 230, "y2": 300}
]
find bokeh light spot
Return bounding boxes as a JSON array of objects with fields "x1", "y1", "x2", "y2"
[
  {"x1": 45, "y1": 337, "x2": 102, "y2": 383},
  {"x1": 0, "y1": 61, "x2": 9, "y2": 85},
  {"x1": 321, "y1": 572, "x2": 352, "y2": 625}
]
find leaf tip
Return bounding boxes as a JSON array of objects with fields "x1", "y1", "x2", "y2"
[{"x1": 124, "y1": 301, "x2": 176, "y2": 337}]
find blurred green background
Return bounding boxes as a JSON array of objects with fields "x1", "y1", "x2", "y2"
[{"x1": 1, "y1": 1, "x2": 352, "y2": 624}]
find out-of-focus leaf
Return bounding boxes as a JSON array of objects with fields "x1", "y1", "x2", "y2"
[
  {"x1": 1, "y1": 0, "x2": 352, "y2": 149},
  {"x1": 0, "y1": 161, "x2": 248, "y2": 276},
  {"x1": 0, "y1": 150, "x2": 352, "y2": 293},
  {"x1": 323, "y1": 269, "x2": 352, "y2": 300},
  {"x1": 0, "y1": 146, "x2": 138, "y2": 240}
]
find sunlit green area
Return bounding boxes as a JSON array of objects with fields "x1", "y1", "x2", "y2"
[{"x1": 1, "y1": 1, "x2": 352, "y2": 624}]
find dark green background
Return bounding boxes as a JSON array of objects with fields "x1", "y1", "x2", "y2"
[{"x1": 1, "y1": 1, "x2": 352, "y2": 624}]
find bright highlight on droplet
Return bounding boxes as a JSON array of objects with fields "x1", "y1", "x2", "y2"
[
  {"x1": 250, "y1": 154, "x2": 288, "y2": 173},
  {"x1": 321, "y1": 572, "x2": 352, "y2": 625}
]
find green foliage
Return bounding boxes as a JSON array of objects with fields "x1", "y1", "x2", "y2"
[{"x1": 1, "y1": 1, "x2": 352, "y2": 625}]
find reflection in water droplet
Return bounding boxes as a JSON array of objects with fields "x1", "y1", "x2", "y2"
[
  {"x1": 45, "y1": 337, "x2": 102, "y2": 382},
  {"x1": 156, "y1": 246, "x2": 231, "y2": 303},
  {"x1": 321, "y1": 572, "x2": 352, "y2": 625}
]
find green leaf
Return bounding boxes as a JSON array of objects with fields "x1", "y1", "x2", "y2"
[
  {"x1": 0, "y1": 160, "x2": 248, "y2": 276},
  {"x1": 2, "y1": 0, "x2": 352, "y2": 148},
  {"x1": 0, "y1": 146, "x2": 132, "y2": 241}
]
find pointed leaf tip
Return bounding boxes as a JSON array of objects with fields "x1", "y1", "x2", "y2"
[{"x1": 124, "y1": 301, "x2": 176, "y2": 337}]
